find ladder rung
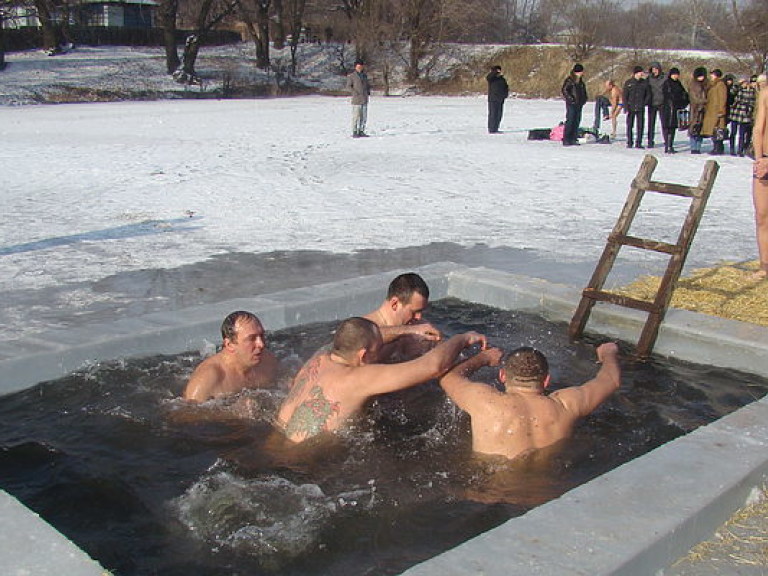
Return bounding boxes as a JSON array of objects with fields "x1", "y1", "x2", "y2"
[
  {"x1": 582, "y1": 288, "x2": 661, "y2": 313},
  {"x1": 646, "y1": 181, "x2": 698, "y2": 197},
  {"x1": 610, "y1": 234, "x2": 680, "y2": 254}
]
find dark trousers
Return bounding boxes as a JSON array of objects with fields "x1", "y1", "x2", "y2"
[
  {"x1": 647, "y1": 105, "x2": 662, "y2": 146},
  {"x1": 738, "y1": 123, "x2": 753, "y2": 156},
  {"x1": 728, "y1": 120, "x2": 739, "y2": 154},
  {"x1": 564, "y1": 103, "x2": 583, "y2": 144},
  {"x1": 666, "y1": 128, "x2": 677, "y2": 150},
  {"x1": 593, "y1": 96, "x2": 610, "y2": 130},
  {"x1": 488, "y1": 99, "x2": 504, "y2": 133},
  {"x1": 626, "y1": 109, "x2": 645, "y2": 146}
]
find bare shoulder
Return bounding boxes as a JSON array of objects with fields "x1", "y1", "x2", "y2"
[{"x1": 184, "y1": 354, "x2": 226, "y2": 401}]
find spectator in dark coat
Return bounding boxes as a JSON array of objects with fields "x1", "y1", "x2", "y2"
[
  {"x1": 623, "y1": 66, "x2": 650, "y2": 148},
  {"x1": 646, "y1": 62, "x2": 666, "y2": 148},
  {"x1": 486, "y1": 65, "x2": 509, "y2": 134},
  {"x1": 660, "y1": 67, "x2": 689, "y2": 153},
  {"x1": 561, "y1": 63, "x2": 588, "y2": 146},
  {"x1": 688, "y1": 67, "x2": 708, "y2": 154}
]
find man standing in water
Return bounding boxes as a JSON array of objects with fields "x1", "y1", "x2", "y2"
[
  {"x1": 347, "y1": 59, "x2": 371, "y2": 138},
  {"x1": 439, "y1": 343, "x2": 621, "y2": 460},
  {"x1": 183, "y1": 311, "x2": 279, "y2": 402},
  {"x1": 275, "y1": 317, "x2": 487, "y2": 443},
  {"x1": 752, "y1": 84, "x2": 768, "y2": 280},
  {"x1": 364, "y1": 272, "x2": 442, "y2": 361}
]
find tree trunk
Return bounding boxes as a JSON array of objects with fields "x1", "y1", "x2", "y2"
[
  {"x1": 179, "y1": 0, "x2": 215, "y2": 80},
  {"x1": 286, "y1": 0, "x2": 306, "y2": 74},
  {"x1": 272, "y1": 0, "x2": 285, "y2": 49},
  {"x1": 0, "y1": 22, "x2": 6, "y2": 70},
  {"x1": 157, "y1": 0, "x2": 180, "y2": 74},
  {"x1": 254, "y1": 0, "x2": 271, "y2": 69},
  {"x1": 33, "y1": 0, "x2": 59, "y2": 52},
  {"x1": 181, "y1": 35, "x2": 201, "y2": 78}
]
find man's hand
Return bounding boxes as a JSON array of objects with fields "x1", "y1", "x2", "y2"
[
  {"x1": 754, "y1": 158, "x2": 768, "y2": 179},
  {"x1": 596, "y1": 342, "x2": 619, "y2": 363},
  {"x1": 462, "y1": 331, "x2": 488, "y2": 350},
  {"x1": 407, "y1": 321, "x2": 442, "y2": 341},
  {"x1": 478, "y1": 347, "x2": 504, "y2": 367}
]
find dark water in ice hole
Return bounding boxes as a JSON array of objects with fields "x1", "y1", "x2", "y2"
[{"x1": 1, "y1": 298, "x2": 767, "y2": 576}]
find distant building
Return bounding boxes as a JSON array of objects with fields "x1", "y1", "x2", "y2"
[{"x1": 3, "y1": 0, "x2": 157, "y2": 29}]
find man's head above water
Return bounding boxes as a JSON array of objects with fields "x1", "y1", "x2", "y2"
[
  {"x1": 183, "y1": 310, "x2": 278, "y2": 403},
  {"x1": 332, "y1": 316, "x2": 382, "y2": 365},
  {"x1": 364, "y1": 272, "x2": 441, "y2": 361},
  {"x1": 384, "y1": 272, "x2": 430, "y2": 325},
  {"x1": 501, "y1": 346, "x2": 550, "y2": 390},
  {"x1": 220, "y1": 310, "x2": 261, "y2": 343}
]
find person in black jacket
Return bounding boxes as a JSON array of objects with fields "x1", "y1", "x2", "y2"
[
  {"x1": 660, "y1": 67, "x2": 689, "y2": 153},
  {"x1": 623, "y1": 66, "x2": 650, "y2": 148},
  {"x1": 561, "y1": 63, "x2": 588, "y2": 146},
  {"x1": 486, "y1": 65, "x2": 509, "y2": 134}
]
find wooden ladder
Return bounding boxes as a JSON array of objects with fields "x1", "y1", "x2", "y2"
[{"x1": 569, "y1": 154, "x2": 720, "y2": 358}]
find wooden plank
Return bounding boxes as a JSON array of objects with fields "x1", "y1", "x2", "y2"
[
  {"x1": 581, "y1": 289, "x2": 660, "y2": 313},
  {"x1": 612, "y1": 234, "x2": 680, "y2": 254},
  {"x1": 646, "y1": 181, "x2": 699, "y2": 198}
]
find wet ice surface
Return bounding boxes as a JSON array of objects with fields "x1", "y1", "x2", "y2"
[
  {"x1": 1, "y1": 299, "x2": 766, "y2": 576},
  {"x1": 0, "y1": 96, "x2": 758, "y2": 343}
]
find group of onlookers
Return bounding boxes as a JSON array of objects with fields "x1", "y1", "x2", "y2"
[{"x1": 592, "y1": 63, "x2": 764, "y2": 156}]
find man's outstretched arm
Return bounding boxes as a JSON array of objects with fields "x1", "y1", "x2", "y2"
[
  {"x1": 356, "y1": 331, "x2": 488, "y2": 397},
  {"x1": 439, "y1": 348, "x2": 504, "y2": 412},
  {"x1": 556, "y1": 342, "x2": 621, "y2": 418}
]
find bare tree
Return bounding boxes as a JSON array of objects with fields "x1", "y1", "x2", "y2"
[
  {"x1": 545, "y1": 0, "x2": 617, "y2": 61},
  {"x1": 272, "y1": 0, "x2": 285, "y2": 48},
  {"x1": 32, "y1": 0, "x2": 59, "y2": 52},
  {"x1": 157, "y1": 0, "x2": 181, "y2": 73},
  {"x1": 0, "y1": 5, "x2": 7, "y2": 69},
  {"x1": 284, "y1": 0, "x2": 307, "y2": 73},
  {"x1": 501, "y1": 0, "x2": 545, "y2": 43},
  {"x1": 700, "y1": 0, "x2": 768, "y2": 73},
  {"x1": 242, "y1": 0, "x2": 272, "y2": 69},
  {"x1": 174, "y1": 0, "x2": 240, "y2": 82}
]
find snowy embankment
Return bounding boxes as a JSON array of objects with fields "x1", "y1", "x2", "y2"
[{"x1": 0, "y1": 46, "x2": 756, "y2": 342}]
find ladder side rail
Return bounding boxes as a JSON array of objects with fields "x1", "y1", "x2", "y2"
[
  {"x1": 569, "y1": 156, "x2": 658, "y2": 341},
  {"x1": 635, "y1": 160, "x2": 720, "y2": 357}
]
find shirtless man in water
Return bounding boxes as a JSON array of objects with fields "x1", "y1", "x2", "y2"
[
  {"x1": 752, "y1": 85, "x2": 768, "y2": 280},
  {"x1": 275, "y1": 316, "x2": 487, "y2": 443},
  {"x1": 439, "y1": 343, "x2": 621, "y2": 460},
  {"x1": 183, "y1": 311, "x2": 279, "y2": 402},
  {"x1": 364, "y1": 272, "x2": 442, "y2": 361}
]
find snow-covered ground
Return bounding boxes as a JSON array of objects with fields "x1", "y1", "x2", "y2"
[{"x1": 0, "y1": 47, "x2": 757, "y2": 344}]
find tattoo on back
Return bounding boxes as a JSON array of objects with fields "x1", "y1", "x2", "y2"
[{"x1": 284, "y1": 385, "x2": 340, "y2": 439}]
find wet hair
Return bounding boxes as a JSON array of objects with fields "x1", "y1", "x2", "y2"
[
  {"x1": 332, "y1": 317, "x2": 380, "y2": 359},
  {"x1": 386, "y1": 273, "x2": 430, "y2": 304},
  {"x1": 503, "y1": 347, "x2": 549, "y2": 387},
  {"x1": 221, "y1": 311, "x2": 260, "y2": 342}
]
